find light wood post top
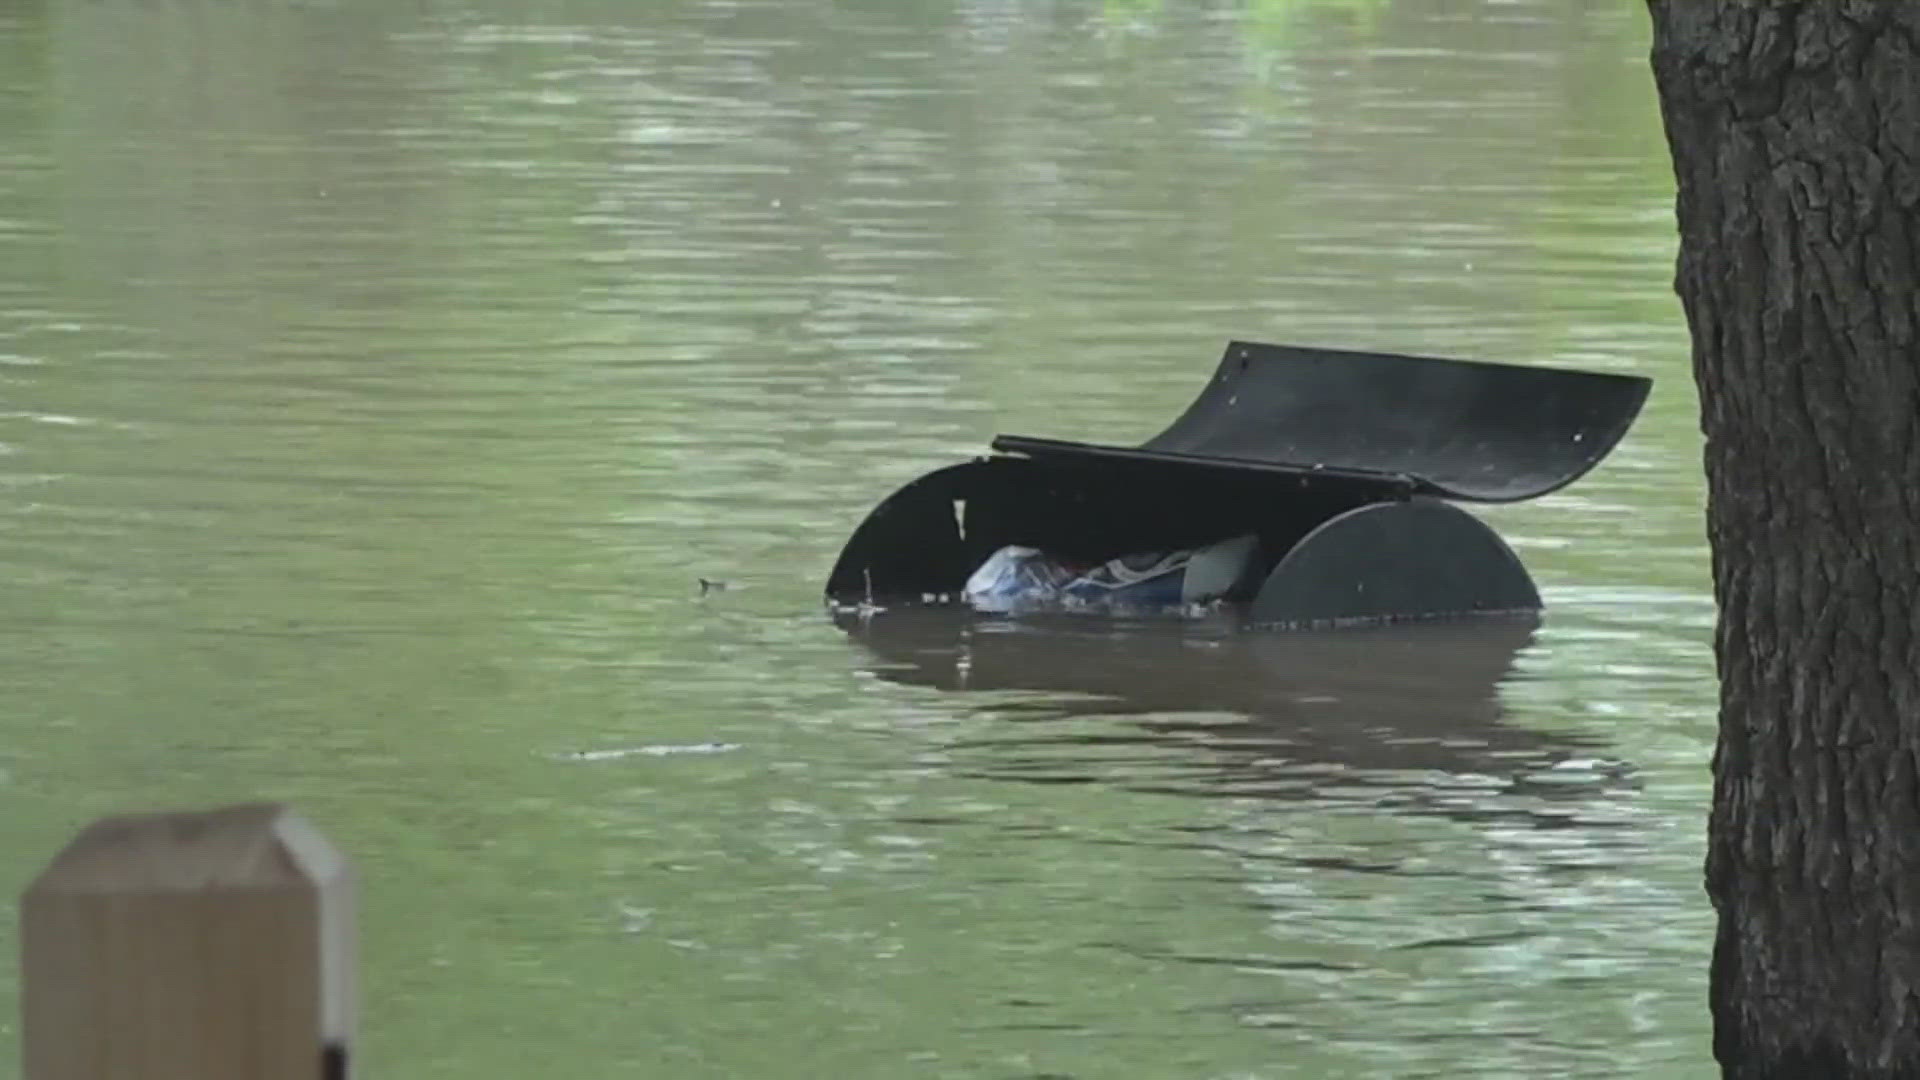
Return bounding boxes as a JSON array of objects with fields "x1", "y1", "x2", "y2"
[{"x1": 21, "y1": 803, "x2": 355, "y2": 1080}]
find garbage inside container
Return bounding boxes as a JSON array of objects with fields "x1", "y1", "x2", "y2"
[
  {"x1": 962, "y1": 534, "x2": 1259, "y2": 614},
  {"x1": 825, "y1": 340, "x2": 1651, "y2": 629}
]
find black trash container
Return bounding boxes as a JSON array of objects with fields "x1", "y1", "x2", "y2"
[{"x1": 825, "y1": 340, "x2": 1650, "y2": 628}]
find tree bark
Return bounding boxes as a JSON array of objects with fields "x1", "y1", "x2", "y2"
[{"x1": 1647, "y1": 3, "x2": 1920, "y2": 1077}]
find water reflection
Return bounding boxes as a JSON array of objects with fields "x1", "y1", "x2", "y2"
[
  {"x1": 838, "y1": 608, "x2": 1634, "y2": 824},
  {"x1": 0, "y1": 0, "x2": 1709, "y2": 1073}
]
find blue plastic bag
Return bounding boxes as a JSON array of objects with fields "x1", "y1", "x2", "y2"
[{"x1": 962, "y1": 535, "x2": 1258, "y2": 614}]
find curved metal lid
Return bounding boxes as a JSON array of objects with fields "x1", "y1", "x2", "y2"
[{"x1": 995, "y1": 340, "x2": 1652, "y2": 504}]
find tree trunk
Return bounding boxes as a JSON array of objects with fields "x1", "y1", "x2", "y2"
[{"x1": 1647, "y1": 3, "x2": 1920, "y2": 1077}]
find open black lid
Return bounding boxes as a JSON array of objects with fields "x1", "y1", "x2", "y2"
[{"x1": 994, "y1": 340, "x2": 1652, "y2": 504}]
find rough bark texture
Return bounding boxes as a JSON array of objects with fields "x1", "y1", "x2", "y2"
[{"x1": 1648, "y1": 3, "x2": 1920, "y2": 1077}]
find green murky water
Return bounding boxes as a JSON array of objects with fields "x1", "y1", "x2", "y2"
[{"x1": 0, "y1": 2, "x2": 1711, "y2": 1076}]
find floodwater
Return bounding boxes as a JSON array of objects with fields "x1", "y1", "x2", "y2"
[{"x1": 0, "y1": 2, "x2": 1712, "y2": 1076}]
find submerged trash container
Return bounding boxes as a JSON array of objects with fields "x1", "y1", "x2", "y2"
[{"x1": 825, "y1": 340, "x2": 1651, "y2": 628}]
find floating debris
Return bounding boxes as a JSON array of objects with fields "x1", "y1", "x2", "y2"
[{"x1": 558, "y1": 743, "x2": 741, "y2": 762}]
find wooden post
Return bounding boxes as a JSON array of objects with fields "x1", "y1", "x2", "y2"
[{"x1": 20, "y1": 803, "x2": 355, "y2": 1080}]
